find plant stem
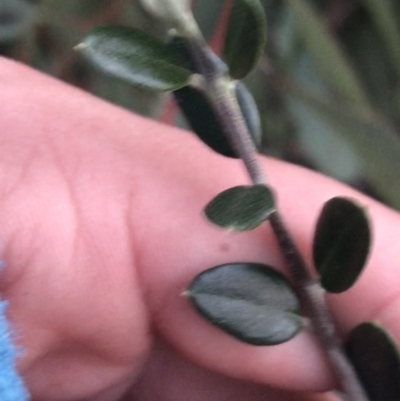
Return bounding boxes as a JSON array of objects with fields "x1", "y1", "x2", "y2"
[
  {"x1": 186, "y1": 38, "x2": 266, "y2": 185},
  {"x1": 169, "y1": 5, "x2": 370, "y2": 401},
  {"x1": 269, "y1": 213, "x2": 369, "y2": 401}
]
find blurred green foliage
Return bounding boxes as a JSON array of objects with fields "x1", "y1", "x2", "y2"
[{"x1": 2, "y1": 0, "x2": 400, "y2": 208}]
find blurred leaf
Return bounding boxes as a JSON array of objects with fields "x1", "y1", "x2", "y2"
[
  {"x1": 77, "y1": 25, "x2": 192, "y2": 91},
  {"x1": 223, "y1": 0, "x2": 267, "y2": 79},
  {"x1": 0, "y1": 0, "x2": 39, "y2": 42},
  {"x1": 187, "y1": 263, "x2": 302, "y2": 345},
  {"x1": 167, "y1": 35, "x2": 196, "y2": 71},
  {"x1": 362, "y1": 0, "x2": 400, "y2": 79},
  {"x1": 346, "y1": 322, "x2": 400, "y2": 401},
  {"x1": 280, "y1": 76, "x2": 400, "y2": 209},
  {"x1": 313, "y1": 197, "x2": 370, "y2": 293},
  {"x1": 138, "y1": 0, "x2": 189, "y2": 24},
  {"x1": 205, "y1": 185, "x2": 275, "y2": 231},
  {"x1": 167, "y1": 34, "x2": 228, "y2": 74},
  {"x1": 192, "y1": 1, "x2": 225, "y2": 41},
  {"x1": 45, "y1": 0, "x2": 109, "y2": 18},
  {"x1": 284, "y1": 0, "x2": 371, "y2": 109},
  {"x1": 339, "y1": 15, "x2": 398, "y2": 118},
  {"x1": 92, "y1": 69, "x2": 166, "y2": 118}
]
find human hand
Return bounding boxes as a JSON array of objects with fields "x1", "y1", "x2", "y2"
[{"x1": 1, "y1": 58, "x2": 399, "y2": 401}]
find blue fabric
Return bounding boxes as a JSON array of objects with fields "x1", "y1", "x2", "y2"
[{"x1": 0, "y1": 299, "x2": 29, "y2": 400}]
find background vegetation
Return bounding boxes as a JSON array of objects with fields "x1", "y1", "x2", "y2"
[{"x1": 3, "y1": 0, "x2": 400, "y2": 209}]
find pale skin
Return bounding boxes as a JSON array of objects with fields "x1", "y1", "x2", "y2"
[{"x1": 1, "y1": 57, "x2": 400, "y2": 401}]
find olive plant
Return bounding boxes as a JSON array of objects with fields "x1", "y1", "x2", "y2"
[{"x1": 75, "y1": 1, "x2": 400, "y2": 400}]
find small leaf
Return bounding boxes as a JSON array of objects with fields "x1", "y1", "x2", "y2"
[
  {"x1": 313, "y1": 197, "x2": 371, "y2": 293},
  {"x1": 205, "y1": 185, "x2": 275, "y2": 231},
  {"x1": 346, "y1": 322, "x2": 400, "y2": 401},
  {"x1": 223, "y1": 0, "x2": 267, "y2": 79},
  {"x1": 187, "y1": 263, "x2": 303, "y2": 345},
  {"x1": 76, "y1": 25, "x2": 192, "y2": 91}
]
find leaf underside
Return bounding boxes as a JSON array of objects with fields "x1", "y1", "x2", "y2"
[
  {"x1": 78, "y1": 25, "x2": 192, "y2": 91},
  {"x1": 346, "y1": 322, "x2": 400, "y2": 401},
  {"x1": 205, "y1": 185, "x2": 275, "y2": 231},
  {"x1": 223, "y1": 0, "x2": 267, "y2": 79},
  {"x1": 312, "y1": 197, "x2": 370, "y2": 293},
  {"x1": 187, "y1": 263, "x2": 302, "y2": 345}
]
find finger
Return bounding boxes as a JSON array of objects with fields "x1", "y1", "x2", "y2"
[
  {"x1": 0, "y1": 58, "x2": 151, "y2": 400},
  {"x1": 128, "y1": 336, "x2": 309, "y2": 401}
]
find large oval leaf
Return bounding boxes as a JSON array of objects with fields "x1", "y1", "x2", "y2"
[
  {"x1": 187, "y1": 263, "x2": 303, "y2": 345},
  {"x1": 223, "y1": 0, "x2": 267, "y2": 79},
  {"x1": 205, "y1": 185, "x2": 275, "y2": 231},
  {"x1": 346, "y1": 322, "x2": 400, "y2": 401},
  {"x1": 312, "y1": 197, "x2": 371, "y2": 293},
  {"x1": 76, "y1": 26, "x2": 192, "y2": 91}
]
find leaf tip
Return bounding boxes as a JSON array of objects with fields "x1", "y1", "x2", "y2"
[{"x1": 73, "y1": 43, "x2": 87, "y2": 52}]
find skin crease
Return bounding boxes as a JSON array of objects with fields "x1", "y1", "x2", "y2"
[{"x1": 0, "y1": 57, "x2": 400, "y2": 401}]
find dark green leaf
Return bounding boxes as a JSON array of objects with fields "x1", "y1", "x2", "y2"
[
  {"x1": 205, "y1": 185, "x2": 275, "y2": 230},
  {"x1": 167, "y1": 36, "x2": 196, "y2": 72},
  {"x1": 174, "y1": 86, "x2": 237, "y2": 157},
  {"x1": 173, "y1": 83, "x2": 261, "y2": 158},
  {"x1": 346, "y1": 322, "x2": 400, "y2": 401},
  {"x1": 223, "y1": 0, "x2": 267, "y2": 79},
  {"x1": 187, "y1": 263, "x2": 302, "y2": 345},
  {"x1": 173, "y1": 83, "x2": 261, "y2": 157},
  {"x1": 76, "y1": 25, "x2": 192, "y2": 91},
  {"x1": 313, "y1": 197, "x2": 370, "y2": 293}
]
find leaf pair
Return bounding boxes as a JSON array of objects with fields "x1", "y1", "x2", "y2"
[
  {"x1": 194, "y1": 194, "x2": 371, "y2": 346},
  {"x1": 76, "y1": 0, "x2": 267, "y2": 90}
]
